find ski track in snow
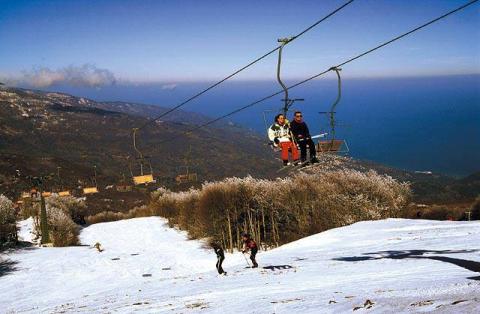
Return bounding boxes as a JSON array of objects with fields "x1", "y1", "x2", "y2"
[{"x1": 1, "y1": 217, "x2": 479, "y2": 313}]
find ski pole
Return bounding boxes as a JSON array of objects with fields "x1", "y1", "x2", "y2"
[{"x1": 242, "y1": 252, "x2": 251, "y2": 267}]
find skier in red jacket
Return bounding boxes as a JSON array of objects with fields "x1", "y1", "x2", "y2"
[{"x1": 241, "y1": 233, "x2": 258, "y2": 268}]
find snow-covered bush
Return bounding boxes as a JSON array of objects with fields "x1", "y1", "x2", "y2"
[
  {"x1": 46, "y1": 205, "x2": 78, "y2": 247},
  {"x1": 46, "y1": 195, "x2": 87, "y2": 224},
  {"x1": 0, "y1": 195, "x2": 17, "y2": 248},
  {"x1": 147, "y1": 168, "x2": 411, "y2": 250},
  {"x1": 85, "y1": 211, "x2": 124, "y2": 225},
  {"x1": 85, "y1": 206, "x2": 152, "y2": 225},
  {"x1": 29, "y1": 195, "x2": 86, "y2": 246}
]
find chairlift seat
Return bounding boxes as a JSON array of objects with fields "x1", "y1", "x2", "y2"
[
  {"x1": 317, "y1": 139, "x2": 348, "y2": 153},
  {"x1": 83, "y1": 187, "x2": 99, "y2": 194},
  {"x1": 133, "y1": 174, "x2": 155, "y2": 185},
  {"x1": 175, "y1": 173, "x2": 197, "y2": 184},
  {"x1": 116, "y1": 185, "x2": 133, "y2": 192},
  {"x1": 58, "y1": 191, "x2": 71, "y2": 197},
  {"x1": 41, "y1": 192, "x2": 52, "y2": 198}
]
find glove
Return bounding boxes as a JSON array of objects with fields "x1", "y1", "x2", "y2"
[{"x1": 273, "y1": 137, "x2": 280, "y2": 145}]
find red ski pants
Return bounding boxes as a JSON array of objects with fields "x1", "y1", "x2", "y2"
[{"x1": 279, "y1": 141, "x2": 299, "y2": 162}]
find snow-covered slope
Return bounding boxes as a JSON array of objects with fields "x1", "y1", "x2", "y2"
[{"x1": 1, "y1": 217, "x2": 479, "y2": 313}]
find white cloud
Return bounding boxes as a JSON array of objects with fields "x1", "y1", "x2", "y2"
[
  {"x1": 161, "y1": 83, "x2": 177, "y2": 90},
  {"x1": 9, "y1": 64, "x2": 117, "y2": 88}
]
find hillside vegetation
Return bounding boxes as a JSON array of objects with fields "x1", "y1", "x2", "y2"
[
  {"x1": 0, "y1": 86, "x2": 277, "y2": 212},
  {"x1": 0, "y1": 87, "x2": 277, "y2": 188},
  {"x1": 87, "y1": 158, "x2": 411, "y2": 251}
]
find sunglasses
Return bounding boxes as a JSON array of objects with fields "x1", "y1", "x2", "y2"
[{"x1": 295, "y1": 115, "x2": 303, "y2": 117}]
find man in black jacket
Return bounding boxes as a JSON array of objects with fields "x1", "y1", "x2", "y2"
[
  {"x1": 290, "y1": 111, "x2": 319, "y2": 164},
  {"x1": 212, "y1": 243, "x2": 226, "y2": 275}
]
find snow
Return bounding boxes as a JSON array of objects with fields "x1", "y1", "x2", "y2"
[
  {"x1": 16, "y1": 217, "x2": 35, "y2": 243},
  {"x1": 1, "y1": 217, "x2": 479, "y2": 313}
]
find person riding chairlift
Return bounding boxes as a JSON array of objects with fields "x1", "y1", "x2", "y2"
[
  {"x1": 268, "y1": 113, "x2": 300, "y2": 166},
  {"x1": 290, "y1": 111, "x2": 319, "y2": 164}
]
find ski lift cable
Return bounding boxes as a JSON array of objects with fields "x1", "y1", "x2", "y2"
[
  {"x1": 155, "y1": 0, "x2": 478, "y2": 144},
  {"x1": 136, "y1": 0, "x2": 355, "y2": 131}
]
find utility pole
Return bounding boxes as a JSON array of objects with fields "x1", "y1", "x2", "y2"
[
  {"x1": 466, "y1": 211, "x2": 471, "y2": 221},
  {"x1": 30, "y1": 176, "x2": 50, "y2": 244}
]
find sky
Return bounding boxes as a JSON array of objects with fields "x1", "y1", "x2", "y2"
[{"x1": 0, "y1": 0, "x2": 479, "y2": 86}]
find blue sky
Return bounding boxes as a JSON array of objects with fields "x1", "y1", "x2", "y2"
[{"x1": 0, "y1": 0, "x2": 479, "y2": 85}]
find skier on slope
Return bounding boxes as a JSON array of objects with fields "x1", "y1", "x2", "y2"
[
  {"x1": 212, "y1": 242, "x2": 226, "y2": 275},
  {"x1": 241, "y1": 233, "x2": 258, "y2": 268},
  {"x1": 268, "y1": 113, "x2": 300, "y2": 167},
  {"x1": 290, "y1": 111, "x2": 319, "y2": 164}
]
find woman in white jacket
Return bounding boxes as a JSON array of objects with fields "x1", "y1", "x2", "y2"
[{"x1": 268, "y1": 113, "x2": 299, "y2": 166}]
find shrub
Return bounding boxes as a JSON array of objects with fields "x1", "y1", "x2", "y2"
[
  {"x1": 27, "y1": 195, "x2": 86, "y2": 247},
  {"x1": 147, "y1": 169, "x2": 411, "y2": 251},
  {"x1": 0, "y1": 195, "x2": 17, "y2": 248},
  {"x1": 46, "y1": 195, "x2": 87, "y2": 225},
  {"x1": 46, "y1": 206, "x2": 79, "y2": 247},
  {"x1": 83, "y1": 168, "x2": 412, "y2": 251}
]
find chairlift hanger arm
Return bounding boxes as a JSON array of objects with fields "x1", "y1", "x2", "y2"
[
  {"x1": 132, "y1": 128, "x2": 144, "y2": 160},
  {"x1": 329, "y1": 67, "x2": 342, "y2": 113},
  {"x1": 277, "y1": 37, "x2": 293, "y2": 115}
]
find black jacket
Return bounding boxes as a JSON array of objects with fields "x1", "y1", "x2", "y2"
[
  {"x1": 214, "y1": 247, "x2": 225, "y2": 258},
  {"x1": 290, "y1": 120, "x2": 311, "y2": 140}
]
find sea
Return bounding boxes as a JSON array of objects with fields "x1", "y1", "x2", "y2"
[{"x1": 42, "y1": 74, "x2": 479, "y2": 178}]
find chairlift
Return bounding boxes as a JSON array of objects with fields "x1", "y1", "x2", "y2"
[
  {"x1": 317, "y1": 67, "x2": 349, "y2": 154},
  {"x1": 83, "y1": 165, "x2": 99, "y2": 195},
  {"x1": 56, "y1": 167, "x2": 71, "y2": 197},
  {"x1": 175, "y1": 145, "x2": 197, "y2": 185},
  {"x1": 264, "y1": 37, "x2": 304, "y2": 146},
  {"x1": 276, "y1": 37, "x2": 304, "y2": 117},
  {"x1": 116, "y1": 173, "x2": 133, "y2": 192},
  {"x1": 130, "y1": 128, "x2": 155, "y2": 185}
]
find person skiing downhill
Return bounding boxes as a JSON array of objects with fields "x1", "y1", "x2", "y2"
[
  {"x1": 212, "y1": 243, "x2": 226, "y2": 275},
  {"x1": 268, "y1": 113, "x2": 300, "y2": 166},
  {"x1": 290, "y1": 111, "x2": 319, "y2": 164},
  {"x1": 241, "y1": 233, "x2": 258, "y2": 268}
]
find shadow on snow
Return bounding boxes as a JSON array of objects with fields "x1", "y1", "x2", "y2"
[
  {"x1": 0, "y1": 258, "x2": 18, "y2": 277},
  {"x1": 333, "y1": 249, "x2": 480, "y2": 281}
]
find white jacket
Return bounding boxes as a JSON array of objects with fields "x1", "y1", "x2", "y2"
[{"x1": 268, "y1": 122, "x2": 292, "y2": 143}]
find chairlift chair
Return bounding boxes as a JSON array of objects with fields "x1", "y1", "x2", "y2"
[
  {"x1": 316, "y1": 67, "x2": 349, "y2": 154},
  {"x1": 175, "y1": 145, "x2": 197, "y2": 185},
  {"x1": 175, "y1": 167, "x2": 198, "y2": 185},
  {"x1": 83, "y1": 165, "x2": 99, "y2": 195},
  {"x1": 264, "y1": 37, "x2": 305, "y2": 152},
  {"x1": 130, "y1": 128, "x2": 155, "y2": 185},
  {"x1": 116, "y1": 173, "x2": 133, "y2": 192},
  {"x1": 55, "y1": 167, "x2": 71, "y2": 197}
]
